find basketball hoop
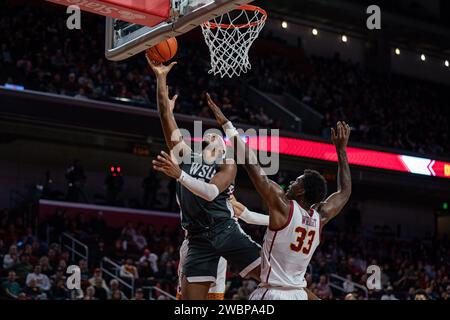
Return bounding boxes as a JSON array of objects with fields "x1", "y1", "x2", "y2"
[{"x1": 201, "y1": 5, "x2": 267, "y2": 78}]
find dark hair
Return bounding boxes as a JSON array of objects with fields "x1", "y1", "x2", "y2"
[
  {"x1": 303, "y1": 169, "x2": 327, "y2": 205},
  {"x1": 414, "y1": 290, "x2": 428, "y2": 298}
]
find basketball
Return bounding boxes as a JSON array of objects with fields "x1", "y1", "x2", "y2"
[{"x1": 146, "y1": 37, "x2": 178, "y2": 63}]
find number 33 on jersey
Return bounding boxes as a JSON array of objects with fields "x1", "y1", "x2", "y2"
[{"x1": 260, "y1": 200, "x2": 321, "y2": 288}]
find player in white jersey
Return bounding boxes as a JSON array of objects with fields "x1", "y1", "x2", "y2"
[
  {"x1": 250, "y1": 200, "x2": 322, "y2": 300},
  {"x1": 206, "y1": 95, "x2": 352, "y2": 300}
]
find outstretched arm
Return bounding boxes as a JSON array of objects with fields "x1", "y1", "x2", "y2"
[
  {"x1": 315, "y1": 122, "x2": 352, "y2": 225},
  {"x1": 231, "y1": 196, "x2": 269, "y2": 226},
  {"x1": 206, "y1": 94, "x2": 290, "y2": 230},
  {"x1": 147, "y1": 58, "x2": 190, "y2": 155}
]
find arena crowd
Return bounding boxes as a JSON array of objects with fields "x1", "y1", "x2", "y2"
[
  {"x1": 1, "y1": 1, "x2": 449, "y2": 157},
  {"x1": 1, "y1": 209, "x2": 448, "y2": 300}
]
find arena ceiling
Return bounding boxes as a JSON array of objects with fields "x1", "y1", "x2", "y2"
[{"x1": 260, "y1": 0, "x2": 450, "y2": 54}]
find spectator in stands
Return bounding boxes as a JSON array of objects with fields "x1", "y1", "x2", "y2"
[
  {"x1": 343, "y1": 274, "x2": 355, "y2": 293},
  {"x1": 111, "y1": 289, "x2": 124, "y2": 300},
  {"x1": 133, "y1": 288, "x2": 145, "y2": 300},
  {"x1": 70, "y1": 287, "x2": 85, "y2": 300},
  {"x1": 90, "y1": 240, "x2": 107, "y2": 267},
  {"x1": 2, "y1": 244, "x2": 18, "y2": 270},
  {"x1": 111, "y1": 239, "x2": 127, "y2": 262},
  {"x1": 344, "y1": 292, "x2": 357, "y2": 300},
  {"x1": 52, "y1": 279, "x2": 70, "y2": 300},
  {"x1": 138, "y1": 260, "x2": 156, "y2": 285},
  {"x1": 93, "y1": 277, "x2": 109, "y2": 300},
  {"x1": 26, "y1": 265, "x2": 51, "y2": 292},
  {"x1": 316, "y1": 275, "x2": 333, "y2": 300},
  {"x1": 1, "y1": 271, "x2": 22, "y2": 299},
  {"x1": 381, "y1": 285, "x2": 398, "y2": 300},
  {"x1": 22, "y1": 227, "x2": 38, "y2": 245},
  {"x1": 65, "y1": 159, "x2": 87, "y2": 203},
  {"x1": 15, "y1": 254, "x2": 33, "y2": 280},
  {"x1": 120, "y1": 258, "x2": 139, "y2": 279},
  {"x1": 109, "y1": 279, "x2": 127, "y2": 300},
  {"x1": 443, "y1": 286, "x2": 450, "y2": 300},
  {"x1": 88, "y1": 268, "x2": 108, "y2": 290},
  {"x1": 133, "y1": 230, "x2": 148, "y2": 251},
  {"x1": 79, "y1": 259, "x2": 90, "y2": 283},
  {"x1": 22, "y1": 244, "x2": 37, "y2": 263},
  {"x1": 50, "y1": 267, "x2": 66, "y2": 285},
  {"x1": 39, "y1": 256, "x2": 53, "y2": 276},
  {"x1": 47, "y1": 248, "x2": 59, "y2": 270},
  {"x1": 159, "y1": 245, "x2": 175, "y2": 267},
  {"x1": 121, "y1": 222, "x2": 137, "y2": 241},
  {"x1": 1, "y1": 203, "x2": 448, "y2": 300},
  {"x1": 84, "y1": 286, "x2": 96, "y2": 300},
  {"x1": 139, "y1": 249, "x2": 158, "y2": 273},
  {"x1": 24, "y1": 278, "x2": 47, "y2": 300},
  {"x1": 414, "y1": 289, "x2": 428, "y2": 300}
]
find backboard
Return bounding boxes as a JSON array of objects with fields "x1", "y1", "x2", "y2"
[{"x1": 105, "y1": 0, "x2": 254, "y2": 61}]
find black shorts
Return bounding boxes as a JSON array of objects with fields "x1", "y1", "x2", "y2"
[{"x1": 182, "y1": 219, "x2": 261, "y2": 283}]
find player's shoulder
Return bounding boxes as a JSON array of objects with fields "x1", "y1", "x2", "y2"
[
  {"x1": 311, "y1": 202, "x2": 327, "y2": 220},
  {"x1": 216, "y1": 158, "x2": 237, "y2": 170}
]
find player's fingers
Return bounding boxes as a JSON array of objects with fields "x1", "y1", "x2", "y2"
[
  {"x1": 206, "y1": 93, "x2": 217, "y2": 107},
  {"x1": 172, "y1": 94, "x2": 178, "y2": 102},
  {"x1": 152, "y1": 164, "x2": 165, "y2": 173},
  {"x1": 161, "y1": 151, "x2": 175, "y2": 163},
  {"x1": 145, "y1": 55, "x2": 153, "y2": 66},
  {"x1": 154, "y1": 156, "x2": 171, "y2": 167},
  {"x1": 338, "y1": 122, "x2": 343, "y2": 139},
  {"x1": 152, "y1": 165, "x2": 168, "y2": 173},
  {"x1": 206, "y1": 93, "x2": 213, "y2": 104},
  {"x1": 235, "y1": 201, "x2": 245, "y2": 211},
  {"x1": 156, "y1": 155, "x2": 172, "y2": 166},
  {"x1": 161, "y1": 150, "x2": 170, "y2": 159},
  {"x1": 331, "y1": 128, "x2": 336, "y2": 140},
  {"x1": 152, "y1": 159, "x2": 166, "y2": 167},
  {"x1": 146, "y1": 56, "x2": 160, "y2": 69},
  {"x1": 167, "y1": 61, "x2": 177, "y2": 70}
]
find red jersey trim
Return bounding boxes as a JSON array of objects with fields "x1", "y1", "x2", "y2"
[
  {"x1": 269, "y1": 200, "x2": 294, "y2": 232},
  {"x1": 264, "y1": 231, "x2": 278, "y2": 283}
]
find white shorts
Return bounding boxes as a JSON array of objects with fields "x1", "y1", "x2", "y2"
[
  {"x1": 249, "y1": 287, "x2": 308, "y2": 300},
  {"x1": 177, "y1": 239, "x2": 227, "y2": 299}
]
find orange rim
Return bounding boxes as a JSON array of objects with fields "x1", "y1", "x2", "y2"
[{"x1": 203, "y1": 5, "x2": 267, "y2": 30}]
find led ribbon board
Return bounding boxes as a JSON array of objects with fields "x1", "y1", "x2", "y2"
[{"x1": 220, "y1": 136, "x2": 450, "y2": 179}]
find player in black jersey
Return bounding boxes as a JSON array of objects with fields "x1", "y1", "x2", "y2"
[{"x1": 147, "y1": 59, "x2": 261, "y2": 300}]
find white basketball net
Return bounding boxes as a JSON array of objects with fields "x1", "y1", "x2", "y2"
[{"x1": 201, "y1": 6, "x2": 267, "y2": 78}]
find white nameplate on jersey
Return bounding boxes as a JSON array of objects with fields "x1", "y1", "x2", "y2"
[
  {"x1": 189, "y1": 163, "x2": 216, "y2": 180},
  {"x1": 302, "y1": 215, "x2": 317, "y2": 227}
]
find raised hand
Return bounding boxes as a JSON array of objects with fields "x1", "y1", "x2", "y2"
[
  {"x1": 331, "y1": 121, "x2": 351, "y2": 151},
  {"x1": 152, "y1": 151, "x2": 182, "y2": 179},
  {"x1": 206, "y1": 93, "x2": 229, "y2": 126},
  {"x1": 146, "y1": 57, "x2": 177, "y2": 78}
]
